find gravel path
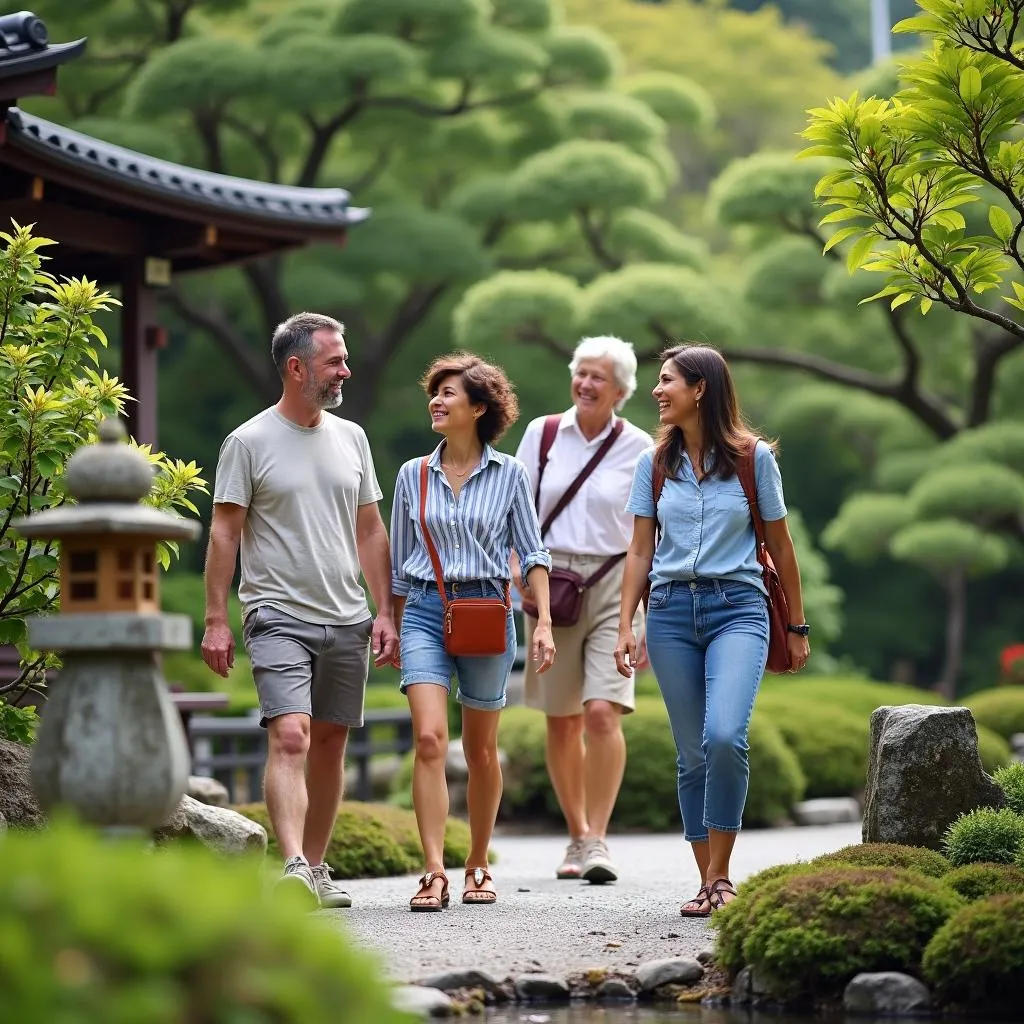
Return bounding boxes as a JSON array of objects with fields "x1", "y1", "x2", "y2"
[{"x1": 327, "y1": 822, "x2": 861, "y2": 982}]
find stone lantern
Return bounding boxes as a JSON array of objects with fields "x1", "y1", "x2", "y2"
[{"x1": 14, "y1": 417, "x2": 200, "y2": 831}]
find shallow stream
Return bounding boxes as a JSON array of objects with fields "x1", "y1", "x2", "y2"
[{"x1": 482, "y1": 1006, "x2": 992, "y2": 1024}]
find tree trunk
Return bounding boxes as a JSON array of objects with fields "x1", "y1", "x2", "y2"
[
  {"x1": 336, "y1": 353, "x2": 388, "y2": 427},
  {"x1": 935, "y1": 567, "x2": 967, "y2": 701}
]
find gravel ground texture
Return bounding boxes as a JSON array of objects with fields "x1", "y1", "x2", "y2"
[{"x1": 325, "y1": 822, "x2": 862, "y2": 982}]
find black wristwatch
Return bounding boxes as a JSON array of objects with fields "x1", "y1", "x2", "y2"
[{"x1": 787, "y1": 623, "x2": 811, "y2": 637}]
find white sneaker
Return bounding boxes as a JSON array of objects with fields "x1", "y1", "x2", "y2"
[
  {"x1": 581, "y1": 836, "x2": 618, "y2": 884},
  {"x1": 277, "y1": 855, "x2": 319, "y2": 904},
  {"x1": 556, "y1": 837, "x2": 588, "y2": 879},
  {"x1": 310, "y1": 862, "x2": 352, "y2": 908}
]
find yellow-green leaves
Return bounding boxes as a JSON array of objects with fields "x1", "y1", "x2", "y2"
[
  {"x1": 989, "y1": 205, "x2": 1015, "y2": 245},
  {"x1": 846, "y1": 232, "x2": 879, "y2": 273},
  {"x1": 959, "y1": 66, "x2": 983, "y2": 105}
]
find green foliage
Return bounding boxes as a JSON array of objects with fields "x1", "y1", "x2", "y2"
[
  {"x1": 923, "y1": 894, "x2": 1024, "y2": 1006},
  {"x1": 742, "y1": 710, "x2": 807, "y2": 826},
  {"x1": 605, "y1": 210, "x2": 709, "y2": 269},
  {"x1": 822, "y1": 493, "x2": 916, "y2": 561},
  {"x1": 943, "y1": 807, "x2": 1024, "y2": 867},
  {"x1": 910, "y1": 464, "x2": 1024, "y2": 523},
  {"x1": 811, "y1": 842, "x2": 951, "y2": 878},
  {"x1": 620, "y1": 71, "x2": 715, "y2": 131},
  {"x1": 710, "y1": 153, "x2": 831, "y2": 227},
  {"x1": 890, "y1": 519, "x2": 1010, "y2": 578},
  {"x1": 0, "y1": 224, "x2": 206, "y2": 704},
  {"x1": 738, "y1": 867, "x2": 963, "y2": 999},
  {"x1": 965, "y1": 687, "x2": 1024, "y2": 741},
  {"x1": 994, "y1": 763, "x2": 1024, "y2": 815},
  {"x1": 758, "y1": 675, "x2": 949, "y2": 719},
  {"x1": 943, "y1": 862, "x2": 1024, "y2": 902},
  {"x1": 713, "y1": 863, "x2": 812, "y2": 974},
  {"x1": 236, "y1": 801, "x2": 473, "y2": 878},
  {"x1": 976, "y1": 726, "x2": 1013, "y2": 774},
  {"x1": 0, "y1": 700, "x2": 38, "y2": 743},
  {"x1": 761, "y1": 703, "x2": 868, "y2": 798},
  {"x1": 0, "y1": 817, "x2": 410, "y2": 1023},
  {"x1": 743, "y1": 237, "x2": 830, "y2": 307}
]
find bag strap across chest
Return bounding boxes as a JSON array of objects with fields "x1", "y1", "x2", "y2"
[
  {"x1": 418, "y1": 458, "x2": 509, "y2": 609},
  {"x1": 535, "y1": 415, "x2": 624, "y2": 538}
]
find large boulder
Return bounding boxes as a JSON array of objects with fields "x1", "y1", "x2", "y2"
[
  {"x1": 0, "y1": 738, "x2": 44, "y2": 829},
  {"x1": 153, "y1": 795, "x2": 267, "y2": 855},
  {"x1": 863, "y1": 705, "x2": 1004, "y2": 850}
]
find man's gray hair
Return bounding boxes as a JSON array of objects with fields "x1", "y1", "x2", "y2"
[
  {"x1": 569, "y1": 335, "x2": 638, "y2": 410},
  {"x1": 271, "y1": 312, "x2": 345, "y2": 377}
]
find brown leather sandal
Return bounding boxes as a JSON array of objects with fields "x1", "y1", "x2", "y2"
[
  {"x1": 680, "y1": 884, "x2": 712, "y2": 918},
  {"x1": 462, "y1": 866, "x2": 497, "y2": 905},
  {"x1": 707, "y1": 878, "x2": 737, "y2": 911},
  {"x1": 410, "y1": 871, "x2": 449, "y2": 912}
]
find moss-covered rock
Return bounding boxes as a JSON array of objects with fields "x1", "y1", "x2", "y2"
[
  {"x1": 811, "y1": 842, "x2": 950, "y2": 878},
  {"x1": 923, "y1": 894, "x2": 1024, "y2": 1006},
  {"x1": 738, "y1": 867, "x2": 963, "y2": 999},
  {"x1": 943, "y1": 862, "x2": 1024, "y2": 902},
  {"x1": 0, "y1": 818, "x2": 408, "y2": 1022},
  {"x1": 236, "y1": 801, "x2": 472, "y2": 877},
  {"x1": 942, "y1": 807, "x2": 1024, "y2": 867}
]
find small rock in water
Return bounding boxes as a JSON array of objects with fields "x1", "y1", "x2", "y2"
[{"x1": 635, "y1": 957, "x2": 704, "y2": 991}]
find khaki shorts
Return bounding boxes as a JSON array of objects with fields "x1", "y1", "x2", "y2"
[{"x1": 523, "y1": 552, "x2": 644, "y2": 718}]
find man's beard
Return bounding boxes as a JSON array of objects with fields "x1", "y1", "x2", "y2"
[{"x1": 304, "y1": 377, "x2": 343, "y2": 410}]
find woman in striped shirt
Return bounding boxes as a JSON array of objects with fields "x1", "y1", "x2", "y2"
[{"x1": 391, "y1": 353, "x2": 555, "y2": 912}]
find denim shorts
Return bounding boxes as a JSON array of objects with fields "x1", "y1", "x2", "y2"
[{"x1": 399, "y1": 580, "x2": 517, "y2": 711}]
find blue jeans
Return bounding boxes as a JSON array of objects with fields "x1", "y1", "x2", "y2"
[
  {"x1": 645, "y1": 578, "x2": 769, "y2": 842},
  {"x1": 399, "y1": 580, "x2": 517, "y2": 711}
]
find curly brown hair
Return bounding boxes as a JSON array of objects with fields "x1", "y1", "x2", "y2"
[{"x1": 421, "y1": 353, "x2": 520, "y2": 446}]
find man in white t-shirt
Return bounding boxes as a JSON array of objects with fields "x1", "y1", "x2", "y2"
[{"x1": 201, "y1": 312, "x2": 398, "y2": 908}]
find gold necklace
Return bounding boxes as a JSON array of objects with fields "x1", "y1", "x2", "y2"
[{"x1": 442, "y1": 460, "x2": 475, "y2": 478}]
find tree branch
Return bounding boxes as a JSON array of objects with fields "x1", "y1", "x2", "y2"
[
  {"x1": 295, "y1": 94, "x2": 367, "y2": 188},
  {"x1": 163, "y1": 287, "x2": 279, "y2": 402},
  {"x1": 968, "y1": 328, "x2": 1023, "y2": 426},
  {"x1": 242, "y1": 258, "x2": 289, "y2": 337},
  {"x1": 577, "y1": 209, "x2": 622, "y2": 271}
]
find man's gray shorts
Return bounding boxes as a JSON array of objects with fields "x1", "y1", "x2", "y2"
[{"x1": 242, "y1": 605, "x2": 372, "y2": 728}]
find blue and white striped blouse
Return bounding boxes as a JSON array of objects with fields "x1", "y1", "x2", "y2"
[{"x1": 390, "y1": 443, "x2": 552, "y2": 597}]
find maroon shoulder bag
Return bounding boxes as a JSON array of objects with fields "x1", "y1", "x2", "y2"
[
  {"x1": 521, "y1": 415, "x2": 625, "y2": 628},
  {"x1": 735, "y1": 441, "x2": 793, "y2": 674}
]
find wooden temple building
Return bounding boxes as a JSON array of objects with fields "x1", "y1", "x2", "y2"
[{"x1": 0, "y1": 9, "x2": 368, "y2": 444}]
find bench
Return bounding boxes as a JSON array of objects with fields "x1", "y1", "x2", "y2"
[{"x1": 188, "y1": 707, "x2": 414, "y2": 804}]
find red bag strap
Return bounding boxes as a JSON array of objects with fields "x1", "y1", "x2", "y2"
[
  {"x1": 538, "y1": 419, "x2": 624, "y2": 538},
  {"x1": 418, "y1": 458, "x2": 510, "y2": 609},
  {"x1": 735, "y1": 439, "x2": 770, "y2": 573},
  {"x1": 534, "y1": 414, "x2": 562, "y2": 506}
]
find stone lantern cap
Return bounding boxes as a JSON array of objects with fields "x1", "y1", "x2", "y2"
[{"x1": 14, "y1": 417, "x2": 200, "y2": 542}]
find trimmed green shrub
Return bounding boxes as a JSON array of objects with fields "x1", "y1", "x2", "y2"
[
  {"x1": 976, "y1": 725, "x2": 1012, "y2": 773},
  {"x1": 236, "y1": 801, "x2": 473, "y2": 878},
  {"x1": 942, "y1": 807, "x2": 1024, "y2": 866},
  {"x1": 759, "y1": 676, "x2": 948, "y2": 718},
  {"x1": 496, "y1": 699, "x2": 804, "y2": 830},
  {"x1": 811, "y1": 842, "x2": 950, "y2": 878},
  {"x1": 994, "y1": 762, "x2": 1024, "y2": 814},
  {"x1": 759, "y1": 698, "x2": 868, "y2": 798},
  {"x1": 964, "y1": 688, "x2": 1024, "y2": 742},
  {"x1": 0, "y1": 818, "x2": 409, "y2": 1022},
  {"x1": 740, "y1": 867, "x2": 963, "y2": 999},
  {"x1": 944, "y1": 863, "x2": 1024, "y2": 902},
  {"x1": 714, "y1": 863, "x2": 813, "y2": 974},
  {"x1": 923, "y1": 895, "x2": 1024, "y2": 1005},
  {"x1": 745, "y1": 709, "x2": 806, "y2": 826}
]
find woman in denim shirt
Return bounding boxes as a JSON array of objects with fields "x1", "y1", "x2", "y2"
[{"x1": 614, "y1": 345, "x2": 809, "y2": 916}]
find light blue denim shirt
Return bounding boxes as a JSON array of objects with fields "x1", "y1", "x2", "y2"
[
  {"x1": 625, "y1": 440, "x2": 787, "y2": 595},
  {"x1": 391, "y1": 443, "x2": 552, "y2": 597}
]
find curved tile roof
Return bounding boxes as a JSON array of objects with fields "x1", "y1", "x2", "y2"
[{"x1": 5, "y1": 108, "x2": 370, "y2": 230}]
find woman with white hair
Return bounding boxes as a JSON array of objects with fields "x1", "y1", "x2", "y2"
[{"x1": 512, "y1": 336, "x2": 651, "y2": 884}]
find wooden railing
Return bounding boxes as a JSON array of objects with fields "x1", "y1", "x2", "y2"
[{"x1": 188, "y1": 707, "x2": 414, "y2": 805}]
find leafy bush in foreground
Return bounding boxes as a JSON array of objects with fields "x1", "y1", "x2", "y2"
[
  {"x1": 943, "y1": 862, "x2": 1024, "y2": 903},
  {"x1": 993, "y1": 762, "x2": 1024, "y2": 815},
  {"x1": 0, "y1": 818, "x2": 409, "y2": 1022}
]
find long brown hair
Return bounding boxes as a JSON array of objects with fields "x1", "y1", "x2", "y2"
[{"x1": 653, "y1": 344, "x2": 773, "y2": 482}]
